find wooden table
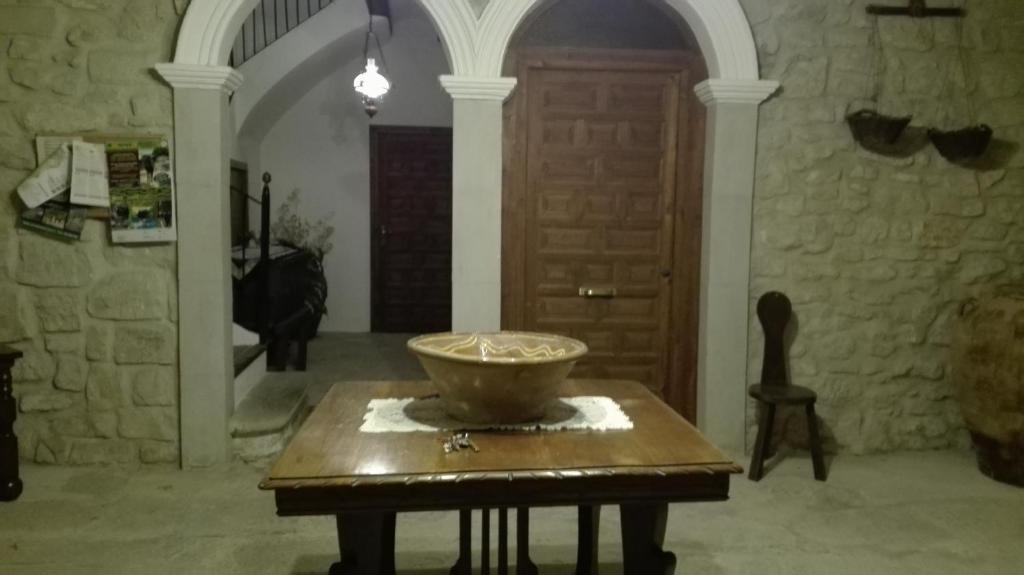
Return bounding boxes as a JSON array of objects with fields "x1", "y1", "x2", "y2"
[{"x1": 260, "y1": 380, "x2": 741, "y2": 574}]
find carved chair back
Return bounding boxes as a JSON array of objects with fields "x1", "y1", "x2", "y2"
[{"x1": 757, "y1": 291, "x2": 792, "y2": 388}]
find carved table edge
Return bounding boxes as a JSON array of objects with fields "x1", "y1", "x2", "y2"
[{"x1": 259, "y1": 462, "x2": 744, "y2": 490}]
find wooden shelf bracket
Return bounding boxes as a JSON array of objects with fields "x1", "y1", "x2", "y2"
[{"x1": 867, "y1": 0, "x2": 964, "y2": 18}]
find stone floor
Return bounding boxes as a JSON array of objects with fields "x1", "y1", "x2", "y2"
[
  {"x1": 2, "y1": 450, "x2": 1022, "y2": 574},
  {"x1": 303, "y1": 332, "x2": 425, "y2": 404}
]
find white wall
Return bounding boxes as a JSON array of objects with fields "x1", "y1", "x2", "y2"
[
  {"x1": 233, "y1": 1, "x2": 385, "y2": 142},
  {"x1": 254, "y1": 0, "x2": 452, "y2": 332}
]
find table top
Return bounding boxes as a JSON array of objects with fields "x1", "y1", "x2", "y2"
[{"x1": 261, "y1": 380, "x2": 741, "y2": 515}]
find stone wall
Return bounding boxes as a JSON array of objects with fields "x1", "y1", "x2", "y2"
[
  {"x1": 4, "y1": 0, "x2": 1022, "y2": 464},
  {"x1": 743, "y1": 0, "x2": 1024, "y2": 453},
  {"x1": 0, "y1": 0, "x2": 184, "y2": 464}
]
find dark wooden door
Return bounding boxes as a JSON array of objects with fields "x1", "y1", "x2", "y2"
[
  {"x1": 503, "y1": 49, "x2": 706, "y2": 420},
  {"x1": 371, "y1": 127, "x2": 453, "y2": 333}
]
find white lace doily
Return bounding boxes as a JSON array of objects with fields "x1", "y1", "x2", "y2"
[{"x1": 359, "y1": 396, "x2": 633, "y2": 433}]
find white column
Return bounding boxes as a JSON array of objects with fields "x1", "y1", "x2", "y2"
[
  {"x1": 694, "y1": 79, "x2": 778, "y2": 454},
  {"x1": 155, "y1": 63, "x2": 243, "y2": 467},
  {"x1": 440, "y1": 76, "x2": 517, "y2": 333}
]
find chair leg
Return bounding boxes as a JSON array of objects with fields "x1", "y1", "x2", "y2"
[
  {"x1": 749, "y1": 402, "x2": 775, "y2": 481},
  {"x1": 450, "y1": 510, "x2": 471, "y2": 575},
  {"x1": 806, "y1": 402, "x2": 827, "y2": 481}
]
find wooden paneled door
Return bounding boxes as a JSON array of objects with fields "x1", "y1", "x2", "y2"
[
  {"x1": 503, "y1": 49, "x2": 707, "y2": 419},
  {"x1": 371, "y1": 126, "x2": 453, "y2": 333}
]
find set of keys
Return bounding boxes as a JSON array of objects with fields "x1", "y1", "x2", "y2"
[{"x1": 442, "y1": 432, "x2": 480, "y2": 454}]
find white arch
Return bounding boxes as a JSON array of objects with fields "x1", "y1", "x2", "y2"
[
  {"x1": 173, "y1": 0, "x2": 479, "y2": 75},
  {"x1": 172, "y1": 0, "x2": 258, "y2": 67},
  {"x1": 474, "y1": 0, "x2": 760, "y2": 79},
  {"x1": 174, "y1": 0, "x2": 759, "y2": 80},
  {"x1": 417, "y1": 0, "x2": 478, "y2": 76}
]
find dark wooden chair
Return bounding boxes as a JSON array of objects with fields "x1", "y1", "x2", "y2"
[
  {"x1": 1, "y1": 344, "x2": 25, "y2": 502},
  {"x1": 748, "y1": 292, "x2": 827, "y2": 482}
]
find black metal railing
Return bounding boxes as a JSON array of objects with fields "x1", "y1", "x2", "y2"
[
  {"x1": 230, "y1": 0, "x2": 336, "y2": 67},
  {"x1": 231, "y1": 172, "x2": 273, "y2": 344}
]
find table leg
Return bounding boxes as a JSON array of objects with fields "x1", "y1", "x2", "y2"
[
  {"x1": 620, "y1": 503, "x2": 675, "y2": 575},
  {"x1": 498, "y1": 508, "x2": 509, "y2": 575},
  {"x1": 515, "y1": 508, "x2": 539, "y2": 575},
  {"x1": 450, "y1": 509, "x2": 472, "y2": 575},
  {"x1": 331, "y1": 512, "x2": 397, "y2": 575},
  {"x1": 575, "y1": 505, "x2": 601, "y2": 575}
]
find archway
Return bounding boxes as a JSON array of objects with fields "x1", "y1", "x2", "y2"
[
  {"x1": 156, "y1": 0, "x2": 470, "y2": 467},
  {"x1": 475, "y1": 0, "x2": 760, "y2": 79},
  {"x1": 160, "y1": 0, "x2": 775, "y2": 466},
  {"x1": 482, "y1": 0, "x2": 778, "y2": 454}
]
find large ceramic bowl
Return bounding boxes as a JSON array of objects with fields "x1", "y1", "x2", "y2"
[{"x1": 407, "y1": 331, "x2": 588, "y2": 424}]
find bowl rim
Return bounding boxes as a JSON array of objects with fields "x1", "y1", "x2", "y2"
[{"x1": 407, "y1": 331, "x2": 589, "y2": 365}]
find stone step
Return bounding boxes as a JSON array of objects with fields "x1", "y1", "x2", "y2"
[
  {"x1": 233, "y1": 346, "x2": 267, "y2": 411},
  {"x1": 233, "y1": 344, "x2": 266, "y2": 377},
  {"x1": 230, "y1": 372, "x2": 312, "y2": 463}
]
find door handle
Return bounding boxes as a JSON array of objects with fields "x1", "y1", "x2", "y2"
[{"x1": 579, "y1": 286, "x2": 617, "y2": 299}]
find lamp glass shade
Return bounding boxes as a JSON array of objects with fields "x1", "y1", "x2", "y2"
[{"x1": 353, "y1": 58, "x2": 390, "y2": 100}]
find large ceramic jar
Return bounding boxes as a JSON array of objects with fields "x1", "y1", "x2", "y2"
[{"x1": 952, "y1": 292, "x2": 1024, "y2": 486}]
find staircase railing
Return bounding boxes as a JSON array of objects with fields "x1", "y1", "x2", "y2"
[{"x1": 230, "y1": 0, "x2": 336, "y2": 67}]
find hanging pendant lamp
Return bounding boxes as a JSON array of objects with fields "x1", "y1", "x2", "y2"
[{"x1": 353, "y1": 18, "x2": 391, "y2": 118}]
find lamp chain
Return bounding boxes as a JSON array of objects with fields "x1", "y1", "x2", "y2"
[{"x1": 364, "y1": 17, "x2": 390, "y2": 79}]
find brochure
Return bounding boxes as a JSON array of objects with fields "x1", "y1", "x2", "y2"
[
  {"x1": 69, "y1": 141, "x2": 110, "y2": 207},
  {"x1": 106, "y1": 139, "x2": 177, "y2": 243},
  {"x1": 17, "y1": 144, "x2": 72, "y2": 209},
  {"x1": 19, "y1": 200, "x2": 87, "y2": 241}
]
